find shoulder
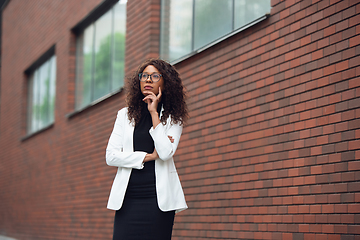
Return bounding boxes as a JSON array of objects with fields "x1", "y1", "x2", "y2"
[
  {"x1": 117, "y1": 107, "x2": 128, "y2": 116},
  {"x1": 117, "y1": 107, "x2": 134, "y2": 125},
  {"x1": 115, "y1": 107, "x2": 128, "y2": 121}
]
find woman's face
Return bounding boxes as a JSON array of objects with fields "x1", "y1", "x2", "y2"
[{"x1": 140, "y1": 65, "x2": 164, "y2": 96}]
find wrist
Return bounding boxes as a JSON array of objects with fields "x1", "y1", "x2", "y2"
[
  {"x1": 144, "y1": 154, "x2": 150, "y2": 163},
  {"x1": 149, "y1": 110, "x2": 158, "y2": 115},
  {"x1": 144, "y1": 153, "x2": 155, "y2": 162}
]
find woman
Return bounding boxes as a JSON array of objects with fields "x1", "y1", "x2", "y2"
[{"x1": 106, "y1": 59, "x2": 188, "y2": 240}]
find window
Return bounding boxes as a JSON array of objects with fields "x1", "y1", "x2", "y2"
[
  {"x1": 75, "y1": 0, "x2": 126, "y2": 109},
  {"x1": 160, "y1": 0, "x2": 271, "y2": 62},
  {"x1": 27, "y1": 55, "x2": 57, "y2": 134}
]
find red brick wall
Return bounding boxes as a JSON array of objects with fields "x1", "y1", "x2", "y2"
[
  {"x1": 173, "y1": 0, "x2": 360, "y2": 239},
  {"x1": 125, "y1": 0, "x2": 161, "y2": 72},
  {"x1": 0, "y1": 0, "x2": 359, "y2": 240},
  {"x1": 1, "y1": 0, "x2": 109, "y2": 239},
  {"x1": 0, "y1": 0, "x2": 163, "y2": 239}
]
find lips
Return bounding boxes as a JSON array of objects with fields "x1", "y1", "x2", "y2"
[{"x1": 144, "y1": 85, "x2": 153, "y2": 90}]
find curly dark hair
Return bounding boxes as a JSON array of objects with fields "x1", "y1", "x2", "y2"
[{"x1": 126, "y1": 58, "x2": 188, "y2": 126}]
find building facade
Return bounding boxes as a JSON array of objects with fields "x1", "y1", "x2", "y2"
[{"x1": 0, "y1": 0, "x2": 359, "y2": 239}]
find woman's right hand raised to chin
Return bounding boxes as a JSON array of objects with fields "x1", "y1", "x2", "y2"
[{"x1": 143, "y1": 87, "x2": 162, "y2": 114}]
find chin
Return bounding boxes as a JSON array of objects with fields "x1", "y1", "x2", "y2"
[
  {"x1": 142, "y1": 91, "x2": 152, "y2": 96},
  {"x1": 143, "y1": 90, "x2": 158, "y2": 95}
]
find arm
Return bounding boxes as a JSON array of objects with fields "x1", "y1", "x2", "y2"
[
  {"x1": 143, "y1": 87, "x2": 183, "y2": 161},
  {"x1": 143, "y1": 148, "x2": 159, "y2": 163},
  {"x1": 149, "y1": 121, "x2": 183, "y2": 161},
  {"x1": 105, "y1": 109, "x2": 146, "y2": 169}
]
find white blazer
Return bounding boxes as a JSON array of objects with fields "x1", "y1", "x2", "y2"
[{"x1": 106, "y1": 107, "x2": 187, "y2": 213}]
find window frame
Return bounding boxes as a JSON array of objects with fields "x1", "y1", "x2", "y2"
[
  {"x1": 160, "y1": 0, "x2": 271, "y2": 64},
  {"x1": 24, "y1": 46, "x2": 57, "y2": 136},
  {"x1": 71, "y1": 0, "x2": 126, "y2": 113}
]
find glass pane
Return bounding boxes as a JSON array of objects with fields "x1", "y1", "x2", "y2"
[
  {"x1": 194, "y1": 0, "x2": 232, "y2": 50},
  {"x1": 76, "y1": 2, "x2": 127, "y2": 108},
  {"x1": 28, "y1": 55, "x2": 56, "y2": 133},
  {"x1": 93, "y1": 10, "x2": 112, "y2": 100},
  {"x1": 234, "y1": 0, "x2": 271, "y2": 29},
  {"x1": 27, "y1": 75, "x2": 33, "y2": 132},
  {"x1": 29, "y1": 72, "x2": 39, "y2": 132},
  {"x1": 112, "y1": 1, "x2": 126, "y2": 91},
  {"x1": 160, "y1": 0, "x2": 193, "y2": 62},
  {"x1": 48, "y1": 56, "x2": 56, "y2": 123},
  {"x1": 38, "y1": 61, "x2": 49, "y2": 129},
  {"x1": 76, "y1": 25, "x2": 94, "y2": 108}
]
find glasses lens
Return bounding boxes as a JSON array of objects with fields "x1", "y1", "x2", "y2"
[
  {"x1": 152, "y1": 74, "x2": 160, "y2": 82},
  {"x1": 139, "y1": 73, "x2": 161, "y2": 82},
  {"x1": 139, "y1": 73, "x2": 148, "y2": 81}
]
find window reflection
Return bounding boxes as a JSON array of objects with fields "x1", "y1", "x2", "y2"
[
  {"x1": 28, "y1": 56, "x2": 57, "y2": 133},
  {"x1": 161, "y1": 0, "x2": 271, "y2": 62},
  {"x1": 234, "y1": 0, "x2": 270, "y2": 29},
  {"x1": 161, "y1": 0, "x2": 193, "y2": 61},
  {"x1": 194, "y1": 0, "x2": 232, "y2": 50},
  {"x1": 94, "y1": 10, "x2": 112, "y2": 101},
  {"x1": 76, "y1": 2, "x2": 126, "y2": 109},
  {"x1": 112, "y1": 3, "x2": 126, "y2": 90}
]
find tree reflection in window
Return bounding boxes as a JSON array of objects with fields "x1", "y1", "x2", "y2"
[
  {"x1": 28, "y1": 55, "x2": 56, "y2": 133},
  {"x1": 76, "y1": 1, "x2": 126, "y2": 109},
  {"x1": 160, "y1": 0, "x2": 271, "y2": 62}
]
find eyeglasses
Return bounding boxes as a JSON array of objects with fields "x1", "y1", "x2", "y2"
[{"x1": 138, "y1": 73, "x2": 162, "y2": 82}]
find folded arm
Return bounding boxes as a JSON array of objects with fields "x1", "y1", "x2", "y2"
[
  {"x1": 105, "y1": 109, "x2": 146, "y2": 169},
  {"x1": 149, "y1": 121, "x2": 183, "y2": 161}
]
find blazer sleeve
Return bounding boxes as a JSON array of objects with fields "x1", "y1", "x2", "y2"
[
  {"x1": 105, "y1": 108, "x2": 146, "y2": 169},
  {"x1": 149, "y1": 119, "x2": 183, "y2": 161}
]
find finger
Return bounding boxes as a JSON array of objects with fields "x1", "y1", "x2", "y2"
[
  {"x1": 142, "y1": 97, "x2": 151, "y2": 103},
  {"x1": 142, "y1": 96, "x2": 151, "y2": 102},
  {"x1": 143, "y1": 95, "x2": 155, "y2": 102},
  {"x1": 157, "y1": 87, "x2": 162, "y2": 99},
  {"x1": 143, "y1": 92, "x2": 156, "y2": 98}
]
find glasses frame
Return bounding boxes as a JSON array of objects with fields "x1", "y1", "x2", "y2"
[{"x1": 138, "y1": 73, "x2": 162, "y2": 83}]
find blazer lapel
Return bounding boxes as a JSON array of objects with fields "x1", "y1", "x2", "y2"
[{"x1": 124, "y1": 114, "x2": 135, "y2": 152}]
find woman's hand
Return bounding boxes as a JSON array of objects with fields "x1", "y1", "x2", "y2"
[
  {"x1": 143, "y1": 148, "x2": 159, "y2": 163},
  {"x1": 143, "y1": 87, "x2": 162, "y2": 114},
  {"x1": 143, "y1": 87, "x2": 162, "y2": 129}
]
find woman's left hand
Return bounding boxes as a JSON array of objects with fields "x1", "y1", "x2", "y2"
[{"x1": 143, "y1": 87, "x2": 162, "y2": 114}]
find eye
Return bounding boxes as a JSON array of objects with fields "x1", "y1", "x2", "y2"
[
  {"x1": 152, "y1": 73, "x2": 160, "y2": 79},
  {"x1": 141, "y1": 73, "x2": 149, "y2": 79}
]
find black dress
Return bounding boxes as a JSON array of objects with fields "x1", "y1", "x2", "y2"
[{"x1": 112, "y1": 103, "x2": 175, "y2": 240}]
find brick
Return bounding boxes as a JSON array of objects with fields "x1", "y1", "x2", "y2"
[
  {"x1": 349, "y1": 36, "x2": 360, "y2": 47},
  {"x1": 334, "y1": 224, "x2": 348, "y2": 234},
  {"x1": 335, "y1": 60, "x2": 349, "y2": 72},
  {"x1": 2, "y1": 0, "x2": 360, "y2": 239}
]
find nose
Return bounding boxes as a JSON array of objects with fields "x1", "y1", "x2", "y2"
[{"x1": 145, "y1": 75, "x2": 152, "y2": 83}]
